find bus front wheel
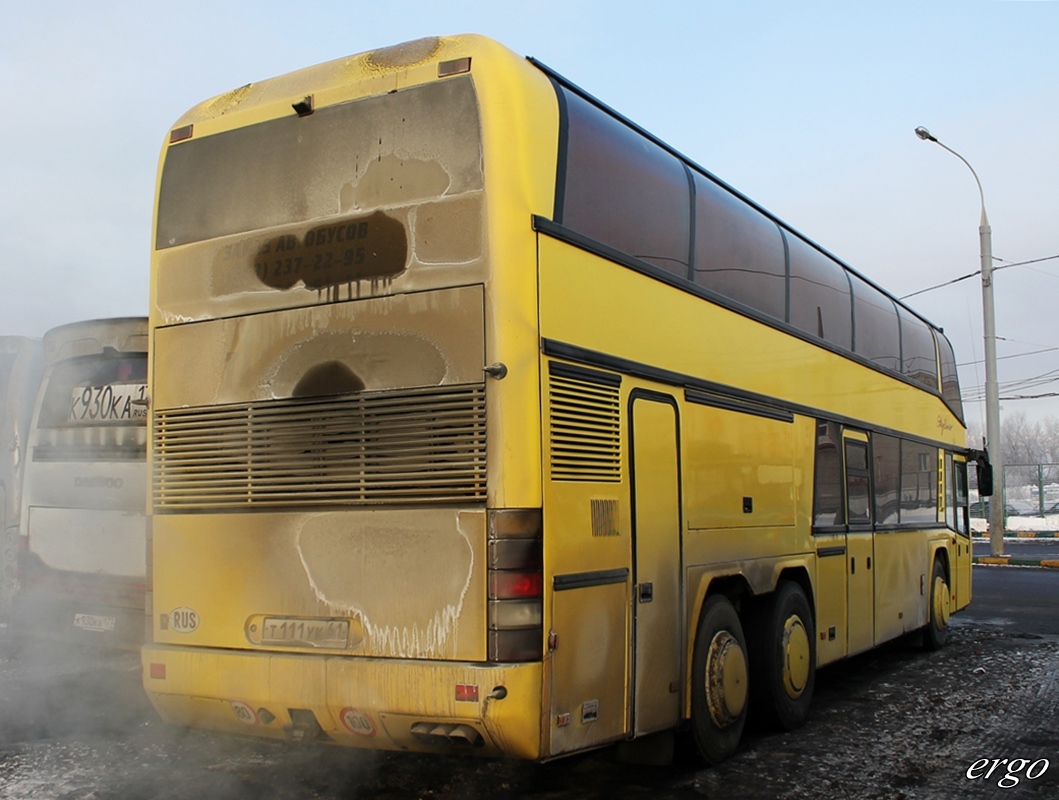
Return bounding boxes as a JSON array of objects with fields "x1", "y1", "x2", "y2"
[
  {"x1": 923, "y1": 557, "x2": 951, "y2": 651},
  {"x1": 690, "y1": 594, "x2": 748, "y2": 764},
  {"x1": 748, "y1": 581, "x2": 815, "y2": 731}
]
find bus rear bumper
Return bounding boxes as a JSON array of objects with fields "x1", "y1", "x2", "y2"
[{"x1": 141, "y1": 643, "x2": 544, "y2": 759}]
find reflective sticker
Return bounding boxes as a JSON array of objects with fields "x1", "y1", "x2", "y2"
[
  {"x1": 229, "y1": 700, "x2": 259, "y2": 726},
  {"x1": 339, "y1": 707, "x2": 377, "y2": 737}
]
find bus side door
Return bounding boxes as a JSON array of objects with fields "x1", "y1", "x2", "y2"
[
  {"x1": 629, "y1": 393, "x2": 682, "y2": 735},
  {"x1": 843, "y1": 432, "x2": 875, "y2": 656}
]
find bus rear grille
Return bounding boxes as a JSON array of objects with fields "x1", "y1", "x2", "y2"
[
  {"x1": 548, "y1": 373, "x2": 621, "y2": 482},
  {"x1": 153, "y1": 384, "x2": 486, "y2": 509}
]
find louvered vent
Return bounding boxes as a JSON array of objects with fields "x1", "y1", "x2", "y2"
[
  {"x1": 548, "y1": 364, "x2": 621, "y2": 482},
  {"x1": 153, "y1": 383, "x2": 485, "y2": 510}
]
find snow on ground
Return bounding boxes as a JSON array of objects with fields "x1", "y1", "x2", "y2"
[{"x1": 970, "y1": 513, "x2": 1059, "y2": 534}]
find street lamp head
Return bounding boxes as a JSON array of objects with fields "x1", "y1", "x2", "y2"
[{"x1": 915, "y1": 126, "x2": 937, "y2": 142}]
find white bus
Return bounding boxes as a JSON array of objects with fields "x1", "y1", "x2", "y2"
[
  {"x1": 0, "y1": 336, "x2": 44, "y2": 636},
  {"x1": 14, "y1": 318, "x2": 148, "y2": 646}
]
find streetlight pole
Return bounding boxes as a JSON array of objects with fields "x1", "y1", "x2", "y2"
[{"x1": 915, "y1": 126, "x2": 1005, "y2": 556}]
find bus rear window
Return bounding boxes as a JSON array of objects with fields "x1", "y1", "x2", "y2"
[
  {"x1": 39, "y1": 355, "x2": 147, "y2": 428},
  {"x1": 156, "y1": 76, "x2": 483, "y2": 249}
]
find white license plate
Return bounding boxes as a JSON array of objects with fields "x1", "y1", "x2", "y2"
[
  {"x1": 261, "y1": 617, "x2": 349, "y2": 648},
  {"x1": 69, "y1": 383, "x2": 148, "y2": 423},
  {"x1": 74, "y1": 613, "x2": 117, "y2": 633}
]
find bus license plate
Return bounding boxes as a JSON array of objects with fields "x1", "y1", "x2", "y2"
[
  {"x1": 69, "y1": 383, "x2": 148, "y2": 423},
  {"x1": 260, "y1": 617, "x2": 350, "y2": 649},
  {"x1": 74, "y1": 613, "x2": 116, "y2": 633}
]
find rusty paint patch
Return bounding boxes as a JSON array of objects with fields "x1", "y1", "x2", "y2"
[{"x1": 253, "y1": 210, "x2": 406, "y2": 291}]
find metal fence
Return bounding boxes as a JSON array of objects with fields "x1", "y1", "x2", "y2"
[{"x1": 969, "y1": 463, "x2": 1059, "y2": 519}]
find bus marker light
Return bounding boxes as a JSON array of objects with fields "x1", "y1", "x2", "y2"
[
  {"x1": 169, "y1": 124, "x2": 193, "y2": 144},
  {"x1": 455, "y1": 684, "x2": 479, "y2": 702},
  {"x1": 438, "y1": 57, "x2": 471, "y2": 77},
  {"x1": 149, "y1": 663, "x2": 166, "y2": 679}
]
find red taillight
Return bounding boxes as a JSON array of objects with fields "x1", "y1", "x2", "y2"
[
  {"x1": 489, "y1": 571, "x2": 542, "y2": 599},
  {"x1": 149, "y1": 663, "x2": 166, "y2": 679},
  {"x1": 487, "y1": 509, "x2": 543, "y2": 663}
]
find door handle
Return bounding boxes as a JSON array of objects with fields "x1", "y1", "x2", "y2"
[{"x1": 639, "y1": 582, "x2": 654, "y2": 603}]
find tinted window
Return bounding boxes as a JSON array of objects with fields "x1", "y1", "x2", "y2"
[
  {"x1": 873, "y1": 434, "x2": 901, "y2": 526},
  {"x1": 693, "y1": 173, "x2": 786, "y2": 319},
  {"x1": 935, "y1": 330, "x2": 964, "y2": 420},
  {"x1": 157, "y1": 77, "x2": 483, "y2": 248},
  {"x1": 850, "y1": 276, "x2": 900, "y2": 372},
  {"x1": 901, "y1": 441, "x2": 938, "y2": 525},
  {"x1": 899, "y1": 308, "x2": 938, "y2": 391},
  {"x1": 845, "y1": 440, "x2": 872, "y2": 526},
  {"x1": 787, "y1": 234, "x2": 852, "y2": 349},
  {"x1": 813, "y1": 421, "x2": 844, "y2": 527},
  {"x1": 954, "y1": 460, "x2": 969, "y2": 536},
  {"x1": 945, "y1": 452, "x2": 955, "y2": 529},
  {"x1": 560, "y1": 89, "x2": 691, "y2": 277}
]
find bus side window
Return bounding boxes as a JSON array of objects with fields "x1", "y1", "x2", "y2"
[
  {"x1": 954, "y1": 461, "x2": 969, "y2": 536},
  {"x1": 812, "y1": 421, "x2": 844, "y2": 528},
  {"x1": 844, "y1": 440, "x2": 872, "y2": 526},
  {"x1": 945, "y1": 453, "x2": 955, "y2": 530}
]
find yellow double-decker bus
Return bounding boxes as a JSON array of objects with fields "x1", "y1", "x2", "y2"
[{"x1": 142, "y1": 34, "x2": 981, "y2": 763}]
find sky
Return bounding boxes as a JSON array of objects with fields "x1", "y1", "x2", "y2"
[{"x1": 2, "y1": 0, "x2": 1058, "y2": 435}]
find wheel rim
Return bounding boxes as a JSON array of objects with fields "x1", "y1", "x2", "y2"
[
  {"x1": 705, "y1": 630, "x2": 748, "y2": 727},
  {"x1": 781, "y1": 615, "x2": 810, "y2": 698},
  {"x1": 933, "y1": 575, "x2": 951, "y2": 629}
]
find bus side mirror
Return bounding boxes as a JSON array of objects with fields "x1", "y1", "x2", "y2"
[{"x1": 976, "y1": 459, "x2": 994, "y2": 497}]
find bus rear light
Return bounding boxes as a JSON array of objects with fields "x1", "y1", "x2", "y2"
[
  {"x1": 149, "y1": 663, "x2": 166, "y2": 679},
  {"x1": 487, "y1": 508, "x2": 542, "y2": 539},
  {"x1": 488, "y1": 570, "x2": 542, "y2": 599},
  {"x1": 488, "y1": 628, "x2": 542, "y2": 662},
  {"x1": 488, "y1": 599, "x2": 542, "y2": 629},
  {"x1": 486, "y1": 509, "x2": 543, "y2": 662}
]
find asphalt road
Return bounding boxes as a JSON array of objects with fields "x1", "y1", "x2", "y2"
[
  {"x1": 960, "y1": 562, "x2": 1059, "y2": 635},
  {"x1": 973, "y1": 539, "x2": 1059, "y2": 561}
]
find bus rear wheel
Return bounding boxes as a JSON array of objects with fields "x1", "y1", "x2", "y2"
[
  {"x1": 923, "y1": 557, "x2": 951, "y2": 651},
  {"x1": 748, "y1": 581, "x2": 815, "y2": 731},
  {"x1": 690, "y1": 595, "x2": 748, "y2": 764}
]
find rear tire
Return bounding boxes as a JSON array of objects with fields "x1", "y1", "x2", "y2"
[
  {"x1": 923, "y1": 557, "x2": 951, "y2": 651},
  {"x1": 747, "y1": 581, "x2": 815, "y2": 731},
  {"x1": 690, "y1": 595, "x2": 749, "y2": 764}
]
